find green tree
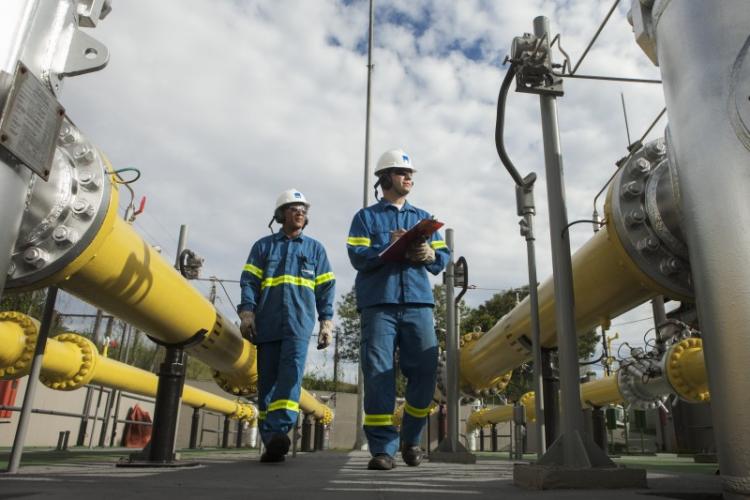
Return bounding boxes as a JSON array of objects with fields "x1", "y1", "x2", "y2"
[
  {"x1": 1, "y1": 289, "x2": 49, "y2": 317},
  {"x1": 333, "y1": 286, "x2": 360, "y2": 365}
]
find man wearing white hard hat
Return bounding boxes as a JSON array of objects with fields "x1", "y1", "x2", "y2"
[
  {"x1": 347, "y1": 149, "x2": 450, "y2": 470},
  {"x1": 238, "y1": 189, "x2": 336, "y2": 463}
]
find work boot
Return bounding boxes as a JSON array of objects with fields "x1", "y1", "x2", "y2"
[
  {"x1": 266, "y1": 433, "x2": 291, "y2": 458},
  {"x1": 401, "y1": 445, "x2": 424, "y2": 466},
  {"x1": 367, "y1": 454, "x2": 395, "y2": 470},
  {"x1": 259, "y1": 451, "x2": 285, "y2": 463}
]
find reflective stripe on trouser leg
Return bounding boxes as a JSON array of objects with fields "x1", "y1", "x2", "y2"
[
  {"x1": 397, "y1": 306, "x2": 438, "y2": 447},
  {"x1": 257, "y1": 337, "x2": 308, "y2": 445},
  {"x1": 361, "y1": 305, "x2": 399, "y2": 457}
]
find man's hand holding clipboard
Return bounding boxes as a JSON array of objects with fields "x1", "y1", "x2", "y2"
[{"x1": 378, "y1": 218, "x2": 445, "y2": 262}]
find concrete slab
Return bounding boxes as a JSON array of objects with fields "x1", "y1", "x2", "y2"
[
  {"x1": 0, "y1": 449, "x2": 722, "y2": 499},
  {"x1": 514, "y1": 463, "x2": 648, "y2": 490}
]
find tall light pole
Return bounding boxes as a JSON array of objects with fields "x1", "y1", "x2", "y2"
[{"x1": 353, "y1": 0, "x2": 375, "y2": 451}]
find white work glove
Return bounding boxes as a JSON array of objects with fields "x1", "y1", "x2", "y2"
[
  {"x1": 317, "y1": 319, "x2": 333, "y2": 350},
  {"x1": 239, "y1": 310, "x2": 256, "y2": 344},
  {"x1": 407, "y1": 241, "x2": 436, "y2": 264}
]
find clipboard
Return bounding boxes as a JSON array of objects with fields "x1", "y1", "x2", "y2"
[{"x1": 378, "y1": 218, "x2": 444, "y2": 262}]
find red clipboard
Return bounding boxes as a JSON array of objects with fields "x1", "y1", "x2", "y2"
[{"x1": 378, "y1": 218, "x2": 444, "y2": 262}]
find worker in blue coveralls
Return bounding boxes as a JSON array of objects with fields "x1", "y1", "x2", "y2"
[
  {"x1": 238, "y1": 188, "x2": 336, "y2": 463},
  {"x1": 347, "y1": 149, "x2": 450, "y2": 470}
]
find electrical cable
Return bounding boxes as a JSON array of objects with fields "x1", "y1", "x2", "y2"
[
  {"x1": 112, "y1": 167, "x2": 141, "y2": 184},
  {"x1": 494, "y1": 64, "x2": 528, "y2": 187},
  {"x1": 216, "y1": 278, "x2": 239, "y2": 317},
  {"x1": 562, "y1": 219, "x2": 606, "y2": 237}
]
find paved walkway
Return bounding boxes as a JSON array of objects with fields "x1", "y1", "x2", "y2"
[{"x1": 0, "y1": 449, "x2": 723, "y2": 499}]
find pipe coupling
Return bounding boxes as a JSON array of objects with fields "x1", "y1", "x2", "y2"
[
  {"x1": 519, "y1": 391, "x2": 537, "y2": 422},
  {"x1": 40, "y1": 334, "x2": 98, "y2": 390},
  {"x1": 666, "y1": 337, "x2": 709, "y2": 403},
  {"x1": 608, "y1": 137, "x2": 693, "y2": 300},
  {"x1": 213, "y1": 369, "x2": 256, "y2": 397},
  {"x1": 0, "y1": 311, "x2": 39, "y2": 378}
]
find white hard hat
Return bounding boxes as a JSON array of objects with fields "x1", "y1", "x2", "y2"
[
  {"x1": 374, "y1": 148, "x2": 417, "y2": 176},
  {"x1": 275, "y1": 188, "x2": 309, "y2": 210}
]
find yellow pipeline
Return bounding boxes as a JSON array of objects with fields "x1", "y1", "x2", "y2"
[
  {"x1": 459, "y1": 204, "x2": 689, "y2": 392},
  {"x1": 467, "y1": 376, "x2": 623, "y2": 432},
  {"x1": 8, "y1": 169, "x2": 328, "y2": 417},
  {"x1": 0, "y1": 312, "x2": 254, "y2": 420},
  {"x1": 467, "y1": 339, "x2": 709, "y2": 431}
]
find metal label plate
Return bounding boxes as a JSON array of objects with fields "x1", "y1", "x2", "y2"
[{"x1": 0, "y1": 62, "x2": 65, "y2": 180}]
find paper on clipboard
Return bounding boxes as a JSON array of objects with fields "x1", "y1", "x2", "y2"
[{"x1": 378, "y1": 218, "x2": 444, "y2": 262}]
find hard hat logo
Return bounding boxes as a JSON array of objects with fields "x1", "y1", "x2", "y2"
[
  {"x1": 275, "y1": 188, "x2": 310, "y2": 211},
  {"x1": 374, "y1": 148, "x2": 418, "y2": 176}
]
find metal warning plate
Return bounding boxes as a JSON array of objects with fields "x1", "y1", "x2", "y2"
[{"x1": 0, "y1": 62, "x2": 65, "y2": 180}]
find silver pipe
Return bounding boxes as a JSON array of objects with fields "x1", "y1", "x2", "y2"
[{"x1": 643, "y1": 1, "x2": 750, "y2": 496}]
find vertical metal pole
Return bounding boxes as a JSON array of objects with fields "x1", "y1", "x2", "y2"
[
  {"x1": 517, "y1": 179, "x2": 546, "y2": 458},
  {"x1": 651, "y1": 296, "x2": 667, "y2": 347},
  {"x1": 235, "y1": 419, "x2": 243, "y2": 448},
  {"x1": 354, "y1": 0, "x2": 375, "y2": 451},
  {"x1": 109, "y1": 390, "x2": 122, "y2": 447},
  {"x1": 6, "y1": 286, "x2": 58, "y2": 473},
  {"x1": 76, "y1": 387, "x2": 94, "y2": 446},
  {"x1": 175, "y1": 225, "x2": 188, "y2": 268},
  {"x1": 444, "y1": 229, "x2": 458, "y2": 452},
  {"x1": 534, "y1": 16, "x2": 608, "y2": 468},
  {"x1": 148, "y1": 347, "x2": 186, "y2": 462},
  {"x1": 189, "y1": 407, "x2": 200, "y2": 449},
  {"x1": 98, "y1": 388, "x2": 114, "y2": 447},
  {"x1": 221, "y1": 415, "x2": 230, "y2": 449}
]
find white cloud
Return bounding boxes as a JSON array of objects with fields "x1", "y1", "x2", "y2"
[{"x1": 55, "y1": 0, "x2": 674, "y2": 377}]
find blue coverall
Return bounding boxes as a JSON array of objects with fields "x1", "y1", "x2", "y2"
[
  {"x1": 239, "y1": 231, "x2": 335, "y2": 445},
  {"x1": 347, "y1": 199, "x2": 450, "y2": 457}
]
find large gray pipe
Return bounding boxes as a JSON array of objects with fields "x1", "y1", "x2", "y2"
[{"x1": 631, "y1": 1, "x2": 750, "y2": 497}]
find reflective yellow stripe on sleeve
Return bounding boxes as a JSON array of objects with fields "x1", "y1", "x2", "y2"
[
  {"x1": 258, "y1": 410, "x2": 267, "y2": 420},
  {"x1": 430, "y1": 240, "x2": 448, "y2": 250},
  {"x1": 347, "y1": 236, "x2": 371, "y2": 247},
  {"x1": 268, "y1": 399, "x2": 300, "y2": 413},
  {"x1": 404, "y1": 402, "x2": 432, "y2": 418},
  {"x1": 364, "y1": 413, "x2": 394, "y2": 426},
  {"x1": 261, "y1": 275, "x2": 315, "y2": 290},
  {"x1": 243, "y1": 263, "x2": 263, "y2": 278},
  {"x1": 315, "y1": 272, "x2": 335, "y2": 285}
]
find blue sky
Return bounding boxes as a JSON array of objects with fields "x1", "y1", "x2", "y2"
[{"x1": 52, "y1": 0, "x2": 668, "y2": 382}]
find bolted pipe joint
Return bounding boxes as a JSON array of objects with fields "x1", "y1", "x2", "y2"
[{"x1": 607, "y1": 138, "x2": 692, "y2": 301}]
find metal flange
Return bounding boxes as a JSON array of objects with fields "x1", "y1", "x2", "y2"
[
  {"x1": 608, "y1": 138, "x2": 693, "y2": 300},
  {"x1": 39, "y1": 333, "x2": 98, "y2": 390},
  {"x1": 5, "y1": 119, "x2": 112, "y2": 289},
  {"x1": 666, "y1": 337, "x2": 710, "y2": 403},
  {"x1": 0, "y1": 311, "x2": 38, "y2": 378}
]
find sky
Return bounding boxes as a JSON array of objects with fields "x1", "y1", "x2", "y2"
[{"x1": 53, "y1": 0, "x2": 672, "y2": 382}]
